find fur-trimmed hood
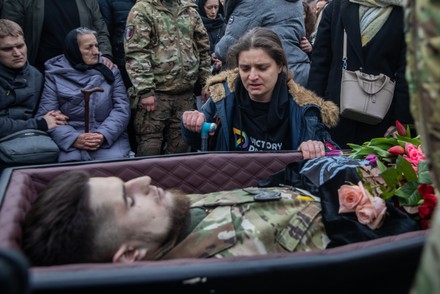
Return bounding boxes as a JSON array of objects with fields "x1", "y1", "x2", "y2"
[{"x1": 205, "y1": 69, "x2": 339, "y2": 128}]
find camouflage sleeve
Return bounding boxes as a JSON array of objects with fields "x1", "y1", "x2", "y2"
[
  {"x1": 406, "y1": 0, "x2": 440, "y2": 189},
  {"x1": 192, "y1": 11, "x2": 212, "y2": 86},
  {"x1": 124, "y1": 4, "x2": 155, "y2": 96},
  {"x1": 406, "y1": 0, "x2": 440, "y2": 292}
]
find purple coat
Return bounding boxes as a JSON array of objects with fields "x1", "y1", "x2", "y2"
[{"x1": 36, "y1": 55, "x2": 131, "y2": 162}]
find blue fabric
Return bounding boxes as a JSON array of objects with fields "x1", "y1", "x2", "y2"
[
  {"x1": 300, "y1": 156, "x2": 369, "y2": 187},
  {"x1": 181, "y1": 81, "x2": 334, "y2": 151}
]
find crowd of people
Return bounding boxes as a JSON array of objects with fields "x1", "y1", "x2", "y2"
[
  {"x1": 0, "y1": 0, "x2": 419, "y2": 192},
  {"x1": 0, "y1": 0, "x2": 350, "y2": 169},
  {"x1": 0, "y1": 0, "x2": 422, "y2": 181}
]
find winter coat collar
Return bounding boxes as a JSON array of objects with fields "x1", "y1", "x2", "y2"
[{"x1": 205, "y1": 69, "x2": 339, "y2": 128}]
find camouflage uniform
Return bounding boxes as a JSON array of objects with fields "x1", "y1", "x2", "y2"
[
  {"x1": 162, "y1": 187, "x2": 329, "y2": 259},
  {"x1": 124, "y1": 0, "x2": 211, "y2": 155},
  {"x1": 406, "y1": 0, "x2": 440, "y2": 292}
]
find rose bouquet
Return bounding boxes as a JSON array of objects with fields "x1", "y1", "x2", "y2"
[
  {"x1": 338, "y1": 181, "x2": 387, "y2": 229},
  {"x1": 339, "y1": 121, "x2": 437, "y2": 230}
]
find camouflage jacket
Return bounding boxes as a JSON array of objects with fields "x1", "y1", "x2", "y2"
[
  {"x1": 406, "y1": 0, "x2": 440, "y2": 191},
  {"x1": 162, "y1": 187, "x2": 329, "y2": 259},
  {"x1": 124, "y1": 0, "x2": 211, "y2": 97},
  {"x1": 405, "y1": 0, "x2": 440, "y2": 293}
]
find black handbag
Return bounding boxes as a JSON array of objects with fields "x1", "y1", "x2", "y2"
[{"x1": 0, "y1": 129, "x2": 59, "y2": 164}]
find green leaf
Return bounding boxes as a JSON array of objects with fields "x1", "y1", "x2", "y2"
[
  {"x1": 396, "y1": 136, "x2": 421, "y2": 146},
  {"x1": 349, "y1": 147, "x2": 379, "y2": 159},
  {"x1": 368, "y1": 137, "x2": 398, "y2": 146},
  {"x1": 368, "y1": 146, "x2": 392, "y2": 158},
  {"x1": 347, "y1": 143, "x2": 362, "y2": 149},
  {"x1": 418, "y1": 161, "x2": 433, "y2": 184},
  {"x1": 376, "y1": 159, "x2": 387, "y2": 172},
  {"x1": 380, "y1": 189, "x2": 396, "y2": 200},
  {"x1": 396, "y1": 156, "x2": 418, "y2": 182},
  {"x1": 381, "y1": 168, "x2": 400, "y2": 188},
  {"x1": 395, "y1": 182, "x2": 422, "y2": 206},
  {"x1": 406, "y1": 125, "x2": 412, "y2": 138}
]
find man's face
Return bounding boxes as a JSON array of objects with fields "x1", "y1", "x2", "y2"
[
  {"x1": 0, "y1": 35, "x2": 27, "y2": 69},
  {"x1": 88, "y1": 176, "x2": 183, "y2": 258}
]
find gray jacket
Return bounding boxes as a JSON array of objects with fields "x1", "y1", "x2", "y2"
[{"x1": 215, "y1": 0, "x2": 310, "y2": 86}]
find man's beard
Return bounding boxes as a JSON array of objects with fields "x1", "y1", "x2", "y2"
[{"x1": 160, "y1": 189, "x2": 190, "y2": 251}]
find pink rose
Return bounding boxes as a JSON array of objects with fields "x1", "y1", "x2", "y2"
[
  {"x1": 338, "y1": 181, "x2": 387, "y2": 230},
  {"x1": 338, "y1": 182, "x2": 368, "y2": 213},
  {"x1": 355, "y1": 193, "x2": 387, "y2": 230},
  {"x1": 404, "y1": 143, "x2": 426, "y2": 171},
  {"x1": 404, "y1": 142, "x2": 425, "y2": 162}
]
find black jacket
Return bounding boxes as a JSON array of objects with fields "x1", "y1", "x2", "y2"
[
  {"x1": 306, "y1": 0, "x2": 413, "y2": 148},
  {"x1": 0, "y1": 63, "x2": 45, "y2": 138},
  {"x1": 98, "y1": 0, "x2": 137, "y2": 88}
]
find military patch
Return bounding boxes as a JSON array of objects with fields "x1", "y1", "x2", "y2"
[
  {"x1": 125, "y1": 25, "x2": 135, "y2": 41},
  {"x1": 228, "y1": 16, "x2": 234, "y2": 25}
]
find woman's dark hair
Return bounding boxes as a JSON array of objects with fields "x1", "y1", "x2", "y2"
[
  {"x1": 22, "y1": 170, "x2": 96, "y2": 266},
  {"x1": 226, "y1": 27, "x2": 289, "y2": 75}
]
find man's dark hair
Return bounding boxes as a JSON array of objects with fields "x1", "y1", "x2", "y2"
[{"x1": 22, "y1": 170, "x2": 96, "y2": 266}]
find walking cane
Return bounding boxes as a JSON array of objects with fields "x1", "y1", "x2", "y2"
[{"x1": 81, "y1": 87, "x2": 104, "y2": 133}]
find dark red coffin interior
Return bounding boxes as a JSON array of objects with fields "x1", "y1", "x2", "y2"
[{"x1": 0, "y1": 152, "x2": 428, "y2": 293}]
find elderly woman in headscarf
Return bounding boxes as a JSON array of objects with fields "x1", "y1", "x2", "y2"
[{"x1": 36, "y1": 27, "x2": 132, "y2": 162}]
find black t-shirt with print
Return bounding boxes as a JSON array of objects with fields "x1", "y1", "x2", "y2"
[{"x1": 231, "y1": 100, "x2": 291, "y2": 151}]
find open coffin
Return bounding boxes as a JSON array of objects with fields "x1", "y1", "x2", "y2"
[{"x1": 0, "y1": 152, "x2": 428, "y2": 293}]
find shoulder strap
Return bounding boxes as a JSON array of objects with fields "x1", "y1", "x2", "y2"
[{"x1": 342, "y1": 29, "x2": 347, "y2": 69}]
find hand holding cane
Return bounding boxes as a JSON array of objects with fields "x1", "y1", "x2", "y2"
[{"x1": 201, "y1": 122, "x2": 217, "y2": 152}]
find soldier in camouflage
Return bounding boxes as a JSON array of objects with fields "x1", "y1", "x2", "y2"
[
  {"x1": 405, "y1": 0, "x2": 440, "y2": 292},
  {"x1": 22, "y1": 171, "x2": 329, "y2": 265},
  {"x1": 162, "y1": 187, "x2": 328, "y2": 259},
  {"x1": 124, "y1": 0, "x2": 212, "y2": 155}
]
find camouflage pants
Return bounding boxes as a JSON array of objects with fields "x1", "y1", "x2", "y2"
[{"x1": 134, "y1": 91, "x2": 196, "y2": 156}]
